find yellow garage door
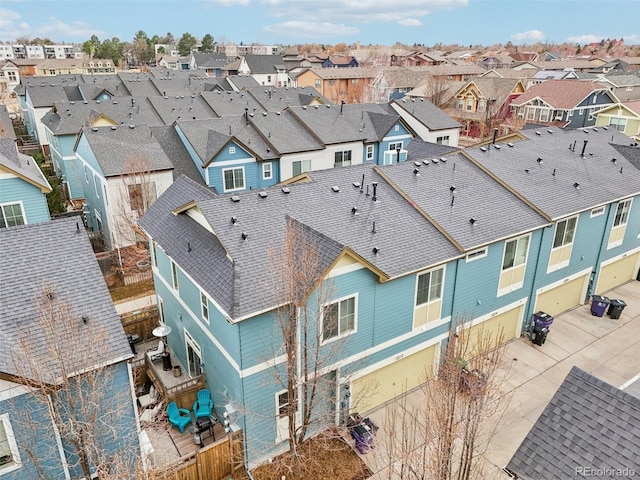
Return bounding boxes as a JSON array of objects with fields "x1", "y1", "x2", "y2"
[
  {"x1": 597, "y1": 252, "x2": 640, "y2": 294},
  {"x1": 351, "y1": 344, "x2": 437, "y2": 414},
  {"x1": 536, "y1": 274, "x2": 589, "y2": 317},
  {"x1": 465, "y1": 305, "x2": 522, "y2": 358}
]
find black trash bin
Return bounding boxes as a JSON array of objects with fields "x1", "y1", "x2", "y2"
[
  {"x1": 607, "y1": 299, "x2": 627, "y2": 320},
  {"x1": 590, "y1": 295, "x2": 610, "y2": 317}
]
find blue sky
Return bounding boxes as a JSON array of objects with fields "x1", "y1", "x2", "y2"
[{"x1": 0, "y1": 0, "x2": 638, "y2": 46}]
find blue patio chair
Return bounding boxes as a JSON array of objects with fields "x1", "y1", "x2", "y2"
[
  {"x1": 166, "y1": 401, "x2": 191, "y2": 434},
  {"x1": 193, "y1": 389, "x2": 213, "y2": 420}
]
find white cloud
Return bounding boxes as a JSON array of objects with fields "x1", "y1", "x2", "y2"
[
  {"x1": 38, "y1": 17, "x2": 105, "y2": 40},
  {"x1": 622, "y1": 34, "x2": 640, "y2": 44},
  {"x1": 565, "y1": 34, "x2": 602, "y2": 45},
  {"x1": 510, "y1": 30, "x2": 545, "y2": 44},
  {"x1": 262, "y1": 21, "x2": 359, "y2": 38},
  {"x1": 205, "y1": 0, "x2": 250, "y2": 6},
  {"x1": 258, "y1": 0, "x2": 466, "y2": 24},
  {"x1": 398, "y1": 18, "x2": 423, "y2": 27},
  {"x1": 0, "y1": 9, "x2": 30, "y2": 40}
]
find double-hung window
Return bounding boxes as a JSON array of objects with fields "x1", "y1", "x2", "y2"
[
  {"x1": 414, "y1": 267, "x2": 444, "y2": 327},
  {"x1": 262, "y1": 162, "x2": 273, "y2": 180},
  {"x1": 548, "y1": 216, "x2": 577, "y2": 272},
  {"x1": 366, "y1": 145, "x2": 374, "y2": 161},
  {"x1": 171, "y1": 260, "x2": 179, "y2": 291},
  {"x1": 0, "y1": 202, "x2": 25, "y2": 228},
  {"x1": 499, "y1": 235, "x2": 530, "y2": 295},
  {"x1": 322, "y1": 296, "x2": 356, "y2": 341},
  {"x1": 222, "y1": 167, "x2": 245, "y2": 192},
  {"x1": 200, "y1": 291, "x2": 210, "y2": 323},
  {"x1": 608, "y1": 198, "x2": 632, "y2": 249},
  {"x1": 0, "y1": 413, "x2": 21, "y2": 473}
]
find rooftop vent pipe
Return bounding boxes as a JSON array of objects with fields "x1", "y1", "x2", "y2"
[{"x1": 580, "y1": 140, "x2": 588, "y2": 157}]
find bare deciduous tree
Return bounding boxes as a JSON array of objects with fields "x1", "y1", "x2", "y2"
[
  {"x1": 11, "y1": 284, "x2": 140, "y2": 479},
  {"x1": 379, "y1": 320, "x2": 510, "y2": 480},
  {"x1": 264, "y1": 217, "x2": 347, "y2": 474}
]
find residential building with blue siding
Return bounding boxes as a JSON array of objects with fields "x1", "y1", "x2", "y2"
[
  {"x1": 139, "y1": 123, "x2": 640, "y2": 470},
  {"x1": 74, "y1": 124, "x2": 174, "y2": 249},
  {"x1": 0, "y1": 218, "x2": 139, "y2": 478},
  {"x1": 0, "y1": 137, "x2": 51, "y2": 228}
]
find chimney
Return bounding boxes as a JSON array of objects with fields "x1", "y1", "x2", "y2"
[
  {"x1": 372, "y1": 182, "x2": 378, "y2": 202},
  {"x1": 580, "y1": 140, "x2": 588, "y2": 157}
]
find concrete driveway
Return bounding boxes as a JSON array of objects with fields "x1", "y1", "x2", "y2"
[{"x1": 359, "y1": 281, "x2": 640, "y2": 479}]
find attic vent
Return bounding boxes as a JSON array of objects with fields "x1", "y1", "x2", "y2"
[
  {"x1": 469, "y1": 218, "x2": 476, "y2": 225},
  {"x1": 70, "y1": 101, "x2": 75, "y2": 104},
  {"x1": 413, "y1": 168, "x2": 420, "y2": 176},
  {"x1": 440, "y1": 157, "x2": 447, "y2": 162},
  {"x1": 480, "y1": 147, "x2": 488, "y2": 152},
  {"x1": 422, "y1": 159, "x2": 430, "y2": 165},
  {"x1": 113, "y1": 100, "x2": 118, "y2": 104},
  {"x1": 231, "y1": 195, "x2": 240, "y2": 202},
  {"x1": 507, "y1": 142, "x2": 514, "y2": 147},
  {"x1": 574, "y1": 182, "x2": 580, "y2": 189},
  {"x1": 351, "y1": 207, "x2": 358, "y2": 215},
  {"x1": 314, "y1": 105, "x2": 319, "y2": 109},
  {"x1": 372, "y1": 247, "x2": 380, "y2": 255},
  {"x1": 611, "y1": 158, "x2": 617, "y2": 164},
  {"x1": 262, "y1": 112, "x2": 267, "y2": 116},
  {"x1": 494, "y1": 145, "x2": 501, "y2": 150},
  {"x1": 535, "y1": 131, "x2": 541, "y2": 136},
  {"x1": 96, "y1": 100, "x2": 101, "y2": 104},
  {"x1": 302, "y1": 106, "x2": 307, "y2": 109},
  {"x1": 282, "y1": 187, "x2": 291, "y2": 194},
  {"x1": 431, "y1": 158, "x2": 439, "y2": 164},
  {"x1": 414, "y1": 161, "x2": 422, "y2": 167},
  {"x1": 276, "y1": 111, "x2": 281, "y2": 115},
  {"x1": 537, "y1": 157, "x2": 543, "y2": 163},
  {"x1": 602, "y1": 126, "x2": 608, "y2": 130},
  {"x1": 593, "y1": 127, "x2": 598, "y2": 132},
  {"x1": 331, "y1": 186, "x2": 340, "y2": 193},
  {"x1": 258, "y1": 191, "x2": 268, "y2": 198}
]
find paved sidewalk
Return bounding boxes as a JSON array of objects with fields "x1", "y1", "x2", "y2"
[{"x1": 361, "y1": 281, "x2": 640, "y2": 479}]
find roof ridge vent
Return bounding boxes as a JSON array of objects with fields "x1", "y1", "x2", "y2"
[
  {"x1": 258, "y1": 191, "x2": 268, "y2": 198},
  {"x1": 231, "y1": 195, "x2": 240, "y2": 202},
  {"x1": 281, "y1": 187, "x2": 290, "y2": 194},
  {"x1": 480, "y1": 146, "x2": 488, "y2": 152},
  {"x1": 422, "y1": 159, "x2": 430, "y2": 165},
  {"x1": 331, "y1": 186, "x2": 340, "y2": 192}
]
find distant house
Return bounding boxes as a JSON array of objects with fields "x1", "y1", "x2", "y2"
[
  {"x1": 74, "y1": 124, "x2": 174, "y2": 249},
  {"x1": 594, "y1": 101, "x2": 640, "y2": 141},
  {"x1": 510, "y1": 79, "x2": 618, "y2": 128},
  {"x1": 0, "y1": 135, "x2": 51, "y2": 228},
  {"x1": 441, "y1": 78, "x2": 526, "y2": 138},
  {"x1": 370, "y1": 67, "x2": 429, "y2": 102},
  {"x1": 390, "y1": 51, "x2": 445, "y2": 67},
  {"x1": 296, "y1": 67, "x2": 378, "y2": 103},
  {"x1": 595, "y1": 72, "x2": 640, "y2": 102},
  {"x1": 322, "y1": 55, "x2": 358, "y2": 68},
  {"x1": 0, "y1": 217, "x2": 139, "y2": 479},
  {"x1": 390, "y1": 97, "x2": 462, "y2": 146},
  {"x1": 229, "y1": 55, "x2": 289, "y2": 88},
  {"x1": 505, "y1": 367, "x2": 640, "y2": 480},
  {"x1": 0, "y1": 60, "x2": 20, "y2": 92}
]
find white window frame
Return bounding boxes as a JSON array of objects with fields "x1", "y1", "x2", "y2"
[
  {"x1": 184, "y1": 329, "x2": 203, "y2": 377},
  {"x1": 0, "y1": 201, "x2": 26, "y2": 228},
  {"x1": 158, "y1": 296, "x2": 165, "y2": 324},
  {"x1": 292, "y1": 159, "x2": 311, "y2": 176},
  {"x1": 609, "y1": 117, "x2": 627, "y2": 131},
  {"x1": 200, "y1": 290, "x2": 210, "y2": 324},
  {"x1": 0, "y1": 413, "x2": 22, "y2": 474},
  {"x1": 275, "y1": 389, "x2": 299, "y2": 443},
  {"x1": 613, "y1": 199, "x2": 632, "y2": 228},
  {"x1": 84, "y1": 165, "x2": 89, "y2": 183},
  {"x1": 334, "y1": 150, "x2": 352, "y2": 167},
  {"x1": 94, "y1": 174, "x2": 100, "y2": 198},
  {"x1": 436, "y1": 135, "x2": 450, "y2": 145},
  {"x1": 590, "y1": 206, "x2": 605, "y2": 217},
  {"x1": 152, "y1": 241, "x2": 158, "y2": 267},
  {"x1": 171, "y1": 260, "x2": 179, "y2": 291},
  {"x1": 222, "y1": 166, "x2": 245, "y2": 192},
  {"x1": 466, "y1": 248, "x2": 487, "y2": 262},
  {"x1": 388, "y1": 142, "x2": 403, "y2": 151},
  {"x1": 366, "y1": 145, "x2": 374, "y2": 161},
  {"x1": 262, "y1": 162, "x2": 273, "y2": 180},
  {"x1": 552, "y1": 216, "x2": 577, "y2": 249},
  {"x1": 498, "y1": 234, "x2": 531, "y2": 296},
  {"x1": 321, "y1": 294, "x2": 357, "y2": 343},
  {"x1": 415, "y1": 267, "x2": 444, "y2": 307}
]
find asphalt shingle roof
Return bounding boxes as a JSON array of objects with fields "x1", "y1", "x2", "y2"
[
  {"x1": 506, "y1": 366, "x2": 640, "y2": 480},
  {"x1": 510, "y1": 79, "x2": 612, "y2": 109},
  {"x1": 466, "y1": 126, "x2": 640, "y2": 220},
  {"x1": 391, "y1": 97, "x2": 462, "y2": 130},
  {"x1": 0, "y1": 137, "x2": 51, "y2": 192},
  {"x1": 379, "y1": 151, "x2": 547, "y2": 249},
  {"x1": 141, "y1": 165, "x2": 462, "y2": 320},
  {"x1": 0, "y1": 217, "x2": 132, "y2": 383},
  {"x1": 287, "y1": 105, "x2": 368, "y2": 145},
  {"x1": 80, "y1": 124, "x2": 174, "y2": 177}
]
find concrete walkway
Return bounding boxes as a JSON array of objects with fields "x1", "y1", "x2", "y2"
[{"x1": 360, "y1": 281, "x2": 640, "y2": 479}]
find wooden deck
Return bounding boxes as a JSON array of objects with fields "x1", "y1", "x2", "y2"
[{"x1": 167, "y1": 419, "x2": 228, "y2": 457}]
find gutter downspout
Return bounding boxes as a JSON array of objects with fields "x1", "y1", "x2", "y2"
[
  {"x1": 525, "y1": 226, "x2": 550, "y2": 332},
  {"x1": 588, "y1": 203, "x2": 616, "y2": 299}
]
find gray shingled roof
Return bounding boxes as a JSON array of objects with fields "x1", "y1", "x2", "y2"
[
  {"x1": 244, "y1": 85, "x2": 331, "y2": 112},
  {"x1": 379, "y1": 151, "x2": 547, "y2": 250},
  {"x1": 243, "y1": 55, "x2": 286, "y2": 74},
  {"x1": 0, "y1": 137, "x2": 51, "y2": 192},
  {"x1": 405, "y1": 139, "x2": 458, "y2": 160},
  {"x1": 141, "y1": 165, "x2": 462, "y2": 320},
  {"x1": 391, "y1": 97, "x2": 462, "y2": 130},
  {"x1": 200, "y1": 90, "x2": 266, "y2": 117},
  {"x1": 466, "y1": 126, "x2": 640, "y2": 220},
  {"x1": 0, "y1": 217, "x2": 133, "y2": 383},
  {"x1": 149, "y1": 125, "x2": 208, "y2": 187},
  {"x1": 224, "y1": 75, "x2": 261, "y2": 90},
  {"x1": 612, "y1": 144, "x2": 640, "y2": 171},
  {"x1": 80, "y1": 124, "x2": 174, "y2": 177},
  {"x1": 147, "y1": 94, "x2": 218, "y2": 123},
  {"x1": 287, "y1": 105, "x2": 368, "y2": 145},
  {"x1": 0, "y1": 104, "x2": 14, "y2": 139},
  {"x1": 43, "y1": 97, "x2": 165, "y2": 134},
  {"x1": 176, "y1": 116, "x2": 279, "y2": 164},
  {"x1": 245, "y1": 109, "x2": 324, "y2": 154},
  {"x1": 506, "y1": 366, "x2": 640, "y2": 480}
]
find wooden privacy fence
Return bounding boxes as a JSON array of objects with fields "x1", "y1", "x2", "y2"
[
  {"x1": 147, "y1": 431, "x2": 245, "y2": 480},
  {"x1": 120, "y1": 305, "x2": 158, "y2": 342}
]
